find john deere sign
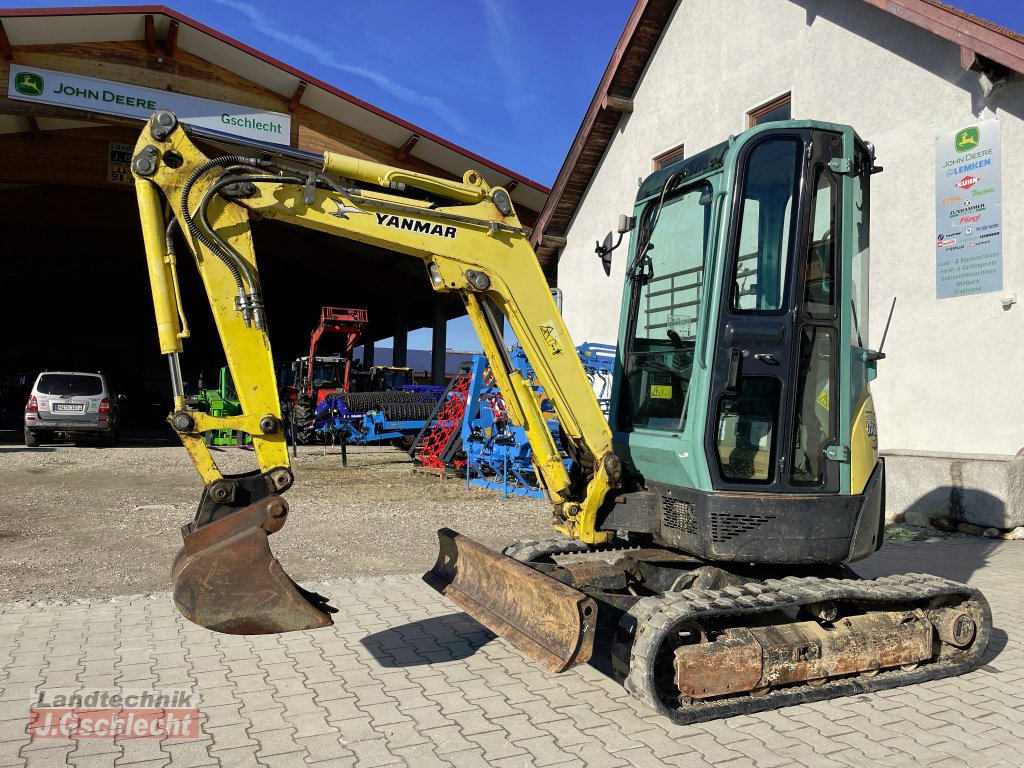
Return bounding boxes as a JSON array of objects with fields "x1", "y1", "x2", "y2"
[
  {"x1": 935, "y1": 118, "x2": 1002, "y2": 300},
  {"x1": 7, "y1": 66, "x2": 291, "y2": 144}
]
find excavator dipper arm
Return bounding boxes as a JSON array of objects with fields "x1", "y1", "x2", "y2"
[{"x1": 133, "y1": 111, "x2": 614, "y2": 660}]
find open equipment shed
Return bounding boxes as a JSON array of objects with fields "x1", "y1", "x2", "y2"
[{"x1": 0, "y1": 5, "x2": 549, "y2": 424}]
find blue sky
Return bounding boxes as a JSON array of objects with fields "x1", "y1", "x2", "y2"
[{"x1": 2, "y1": 0, "x2": 1020, "y2": 351}]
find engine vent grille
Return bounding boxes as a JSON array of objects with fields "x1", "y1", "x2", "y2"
[
  {"x1": 709, "y1": 512, "x2": 776, "y2": 542},
  {"x1": 662, "y1": 497, "x2": 697, "y2": 535}
]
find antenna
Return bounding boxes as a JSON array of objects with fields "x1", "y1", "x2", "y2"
[{"x1": 867, "y1": 297, "x2": 897, "y2": 361}]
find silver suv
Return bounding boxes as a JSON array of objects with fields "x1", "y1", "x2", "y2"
[{"x1": 24, "y1": 371, "x2": 121, "y2": 447}]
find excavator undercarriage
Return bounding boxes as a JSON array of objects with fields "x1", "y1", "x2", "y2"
[{"x1": 427, "y1": 531, "x2": 990, "y2": 724}]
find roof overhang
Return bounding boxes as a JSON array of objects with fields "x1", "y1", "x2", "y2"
[
  {"x1": 0, "y1": 5, "x2": 549, "y2": 214},
  {"x1": 531, "y1": 0, "x2": 1023, "y2": 263}
]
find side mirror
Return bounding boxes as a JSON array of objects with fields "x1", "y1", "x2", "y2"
[
  {"x1": 595, "y1": 215, "x2": 635, "y2": 277},
  {"x1": 599, "y1": 232, "x2": 614, "y2": 275}
]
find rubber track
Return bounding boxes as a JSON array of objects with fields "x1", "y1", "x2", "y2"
[
  {"x1": 502, "y1": 536, "x2": 594, "y2": 563},
  {"x1": 624, "y1": 573, "x2": 993, "y2": 724}
]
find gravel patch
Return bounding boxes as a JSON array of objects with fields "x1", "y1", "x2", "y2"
[
  {"x1": 0, "y1": 436, "x2": 551, "y2": 602},
  {"x1": 2, "y1": 433, "x2": 961, "y2": 605}
]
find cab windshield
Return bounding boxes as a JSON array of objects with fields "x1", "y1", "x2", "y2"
[{"x1": 622, "y1": 181, "x2": 713, "y2": 432}]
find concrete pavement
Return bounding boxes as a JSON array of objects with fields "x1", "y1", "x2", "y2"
[{"x1": 1, "y1": 537, "x2": 1022, "y2": 767}]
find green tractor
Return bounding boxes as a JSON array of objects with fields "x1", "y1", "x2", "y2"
[{"x1": 195, "y1": 367, "x2": 251, "y2": 446}]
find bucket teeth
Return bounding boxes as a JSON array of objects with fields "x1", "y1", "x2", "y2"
[
  {"x1": 424, "y1": 528, "x2": 596, "y2": 672},
  {"x1": 171, "y1": 496, "x2": 335, "y2": 634}
]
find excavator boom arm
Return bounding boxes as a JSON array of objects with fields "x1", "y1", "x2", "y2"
[
  {"x1": 134, "y1": 112, "x2": 617, "y2": 540},
  {"x1": 132, "y1": 111, "x2": 617, "y2": 648}
]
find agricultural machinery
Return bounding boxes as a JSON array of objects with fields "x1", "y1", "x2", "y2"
[{"x1": 414, "y1": 343, "x2": 615, "y2": 497}]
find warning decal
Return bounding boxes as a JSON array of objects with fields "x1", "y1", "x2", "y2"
[
  {"x1": 650, "y1": 385, "x2": 672, "y2": 400},
  {"x1": 539, "y1": 324, "x2": 564, "y2": 357},
  {"x1": 816, "y1": 386, "x2": 830, "y2": 411}
]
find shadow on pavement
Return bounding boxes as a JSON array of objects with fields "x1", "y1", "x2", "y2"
[
  {"x1": 857, "y1": 536, "x2": 1005, "y2": 585},
  {"x1": 981, "y1": 627, "x2": 1009, "y2": 667},
  {"x1": 359, "y1": 612, "x2": 495, "y2": 666}
]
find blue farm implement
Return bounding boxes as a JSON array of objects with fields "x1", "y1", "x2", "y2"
[
  {"x1": 413, "y1": 344, "x2": 615, "y2": 498},
  {"x1": 312, "y1": 388, "x2": 443, "y2": 464}
]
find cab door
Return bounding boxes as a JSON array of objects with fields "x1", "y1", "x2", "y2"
[{"x1": 706, "y1": 129, "x2": 844, "y2": 494}]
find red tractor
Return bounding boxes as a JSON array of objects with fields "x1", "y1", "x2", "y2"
[{"x1": 282, "y1": 307, "x2": 368, "y2": 440}]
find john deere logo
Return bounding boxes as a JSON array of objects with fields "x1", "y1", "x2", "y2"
[
  {"x1": 955, "y1": 127, "x2": 980, "y2": 153},
  {"x1": 14, "y1": 72, "x2": 44, "y2": 96}
]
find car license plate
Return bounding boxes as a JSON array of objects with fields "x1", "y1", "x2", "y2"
[{"x1": 52, "y1": 403, "x2": 85, "y2": 413}]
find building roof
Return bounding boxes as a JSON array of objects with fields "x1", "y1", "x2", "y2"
[
  {"x1": 530, "y1": 0, "x2": 1024, "y2": 262},
  {"x1": 0, "y1": 4, "x2": 549, "y2": 215}
]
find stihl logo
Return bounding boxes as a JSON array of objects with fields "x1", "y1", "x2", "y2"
[{"x1": 956, "y1": 176, "x2": 980, "y2": 190}]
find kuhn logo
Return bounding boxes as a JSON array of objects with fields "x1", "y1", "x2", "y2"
[
  {"x1": 937, "y1": 239, "x2": 956, "y2": 247},
  {"x1": 14, "y1": 72, "x2": 44, "y2": 96},
  {"x1": 956, "y1": 175, "x2": 980, "y2": 190},
  {"x1": 960, "y1": 215, "x2": 981, "y2": 224}
]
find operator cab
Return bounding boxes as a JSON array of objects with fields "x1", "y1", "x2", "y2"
[{"x1": 604, "y1": 121, "x2": 883, "y2": 565}]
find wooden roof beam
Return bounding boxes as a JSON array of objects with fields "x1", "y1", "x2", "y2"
[
  {"x1": 0, "y1": 20, "x2": 13, "y2": 61},
  {"x1": 602, "y1": 92, "x2": 634, "y2": 113},
  {"x1": 165, "y1": 19, "x2": 179, "y2": 58},
  {"x1": 144, "y1": 14, "x2": 156, "y2": 54},
  {"x1": 288, "y1": 81, "x2": 306, "y2": 113},
  {"x1": 396, "y1": 133, "x2": 420, "y2": 162},
  {"x1": 540, "y1": 233, "x2": 568, "y2": 248}
]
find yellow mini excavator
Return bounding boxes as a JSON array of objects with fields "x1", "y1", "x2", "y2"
[{"x1": 132, "y1": 111, "x2": 990, "y2": 723}]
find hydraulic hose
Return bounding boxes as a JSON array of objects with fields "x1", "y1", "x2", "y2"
[
  {"x1": 196, "y1": 171, "x2": 304, "y2": 298},
  {"x1": 179, "y1": 155, "x2": 260, "y2": 312}
]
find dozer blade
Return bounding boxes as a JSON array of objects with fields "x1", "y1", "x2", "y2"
[
  {"x1": 171, "y1": 496, "x2": 336, "y2": 634},
  {"x1": 423, "y1": 528, "x2": 596, "y2": 672}
]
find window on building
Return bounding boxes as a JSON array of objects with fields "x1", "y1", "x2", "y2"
[
  {"x1": 748, "y1": 93, "x2": 792, "y2": 127},
  {"x1": 653, "y1": 144, "x2": 685, "y2": 170}
]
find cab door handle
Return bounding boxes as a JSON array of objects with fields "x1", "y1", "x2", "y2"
[{"x1": 726, "y1": 348, "x2": 742, "y2": 392}]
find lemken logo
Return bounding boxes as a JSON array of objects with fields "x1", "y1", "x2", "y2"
[
  {"x1": 15, "y1": 72, "x2": 44, "y2": 96},
  {"x1": 955, "y1": 127, "x2": 980, "y2": 153}
]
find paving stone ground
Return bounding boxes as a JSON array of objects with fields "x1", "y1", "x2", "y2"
[{"x1": 1, "y1": 537, "x2": 1022, "y2": 767}]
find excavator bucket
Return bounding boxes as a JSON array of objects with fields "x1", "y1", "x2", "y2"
[
  {"x1": 171, "y1": 496, "x2": 336, "y2": 634},
  {"x1": 423, "y1": 528, "x2": 596, "y2": 672}
]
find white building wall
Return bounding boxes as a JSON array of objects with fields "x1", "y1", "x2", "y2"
[{"x1": 558, "y1": 0, "x2": 1024, "y2": 456}]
